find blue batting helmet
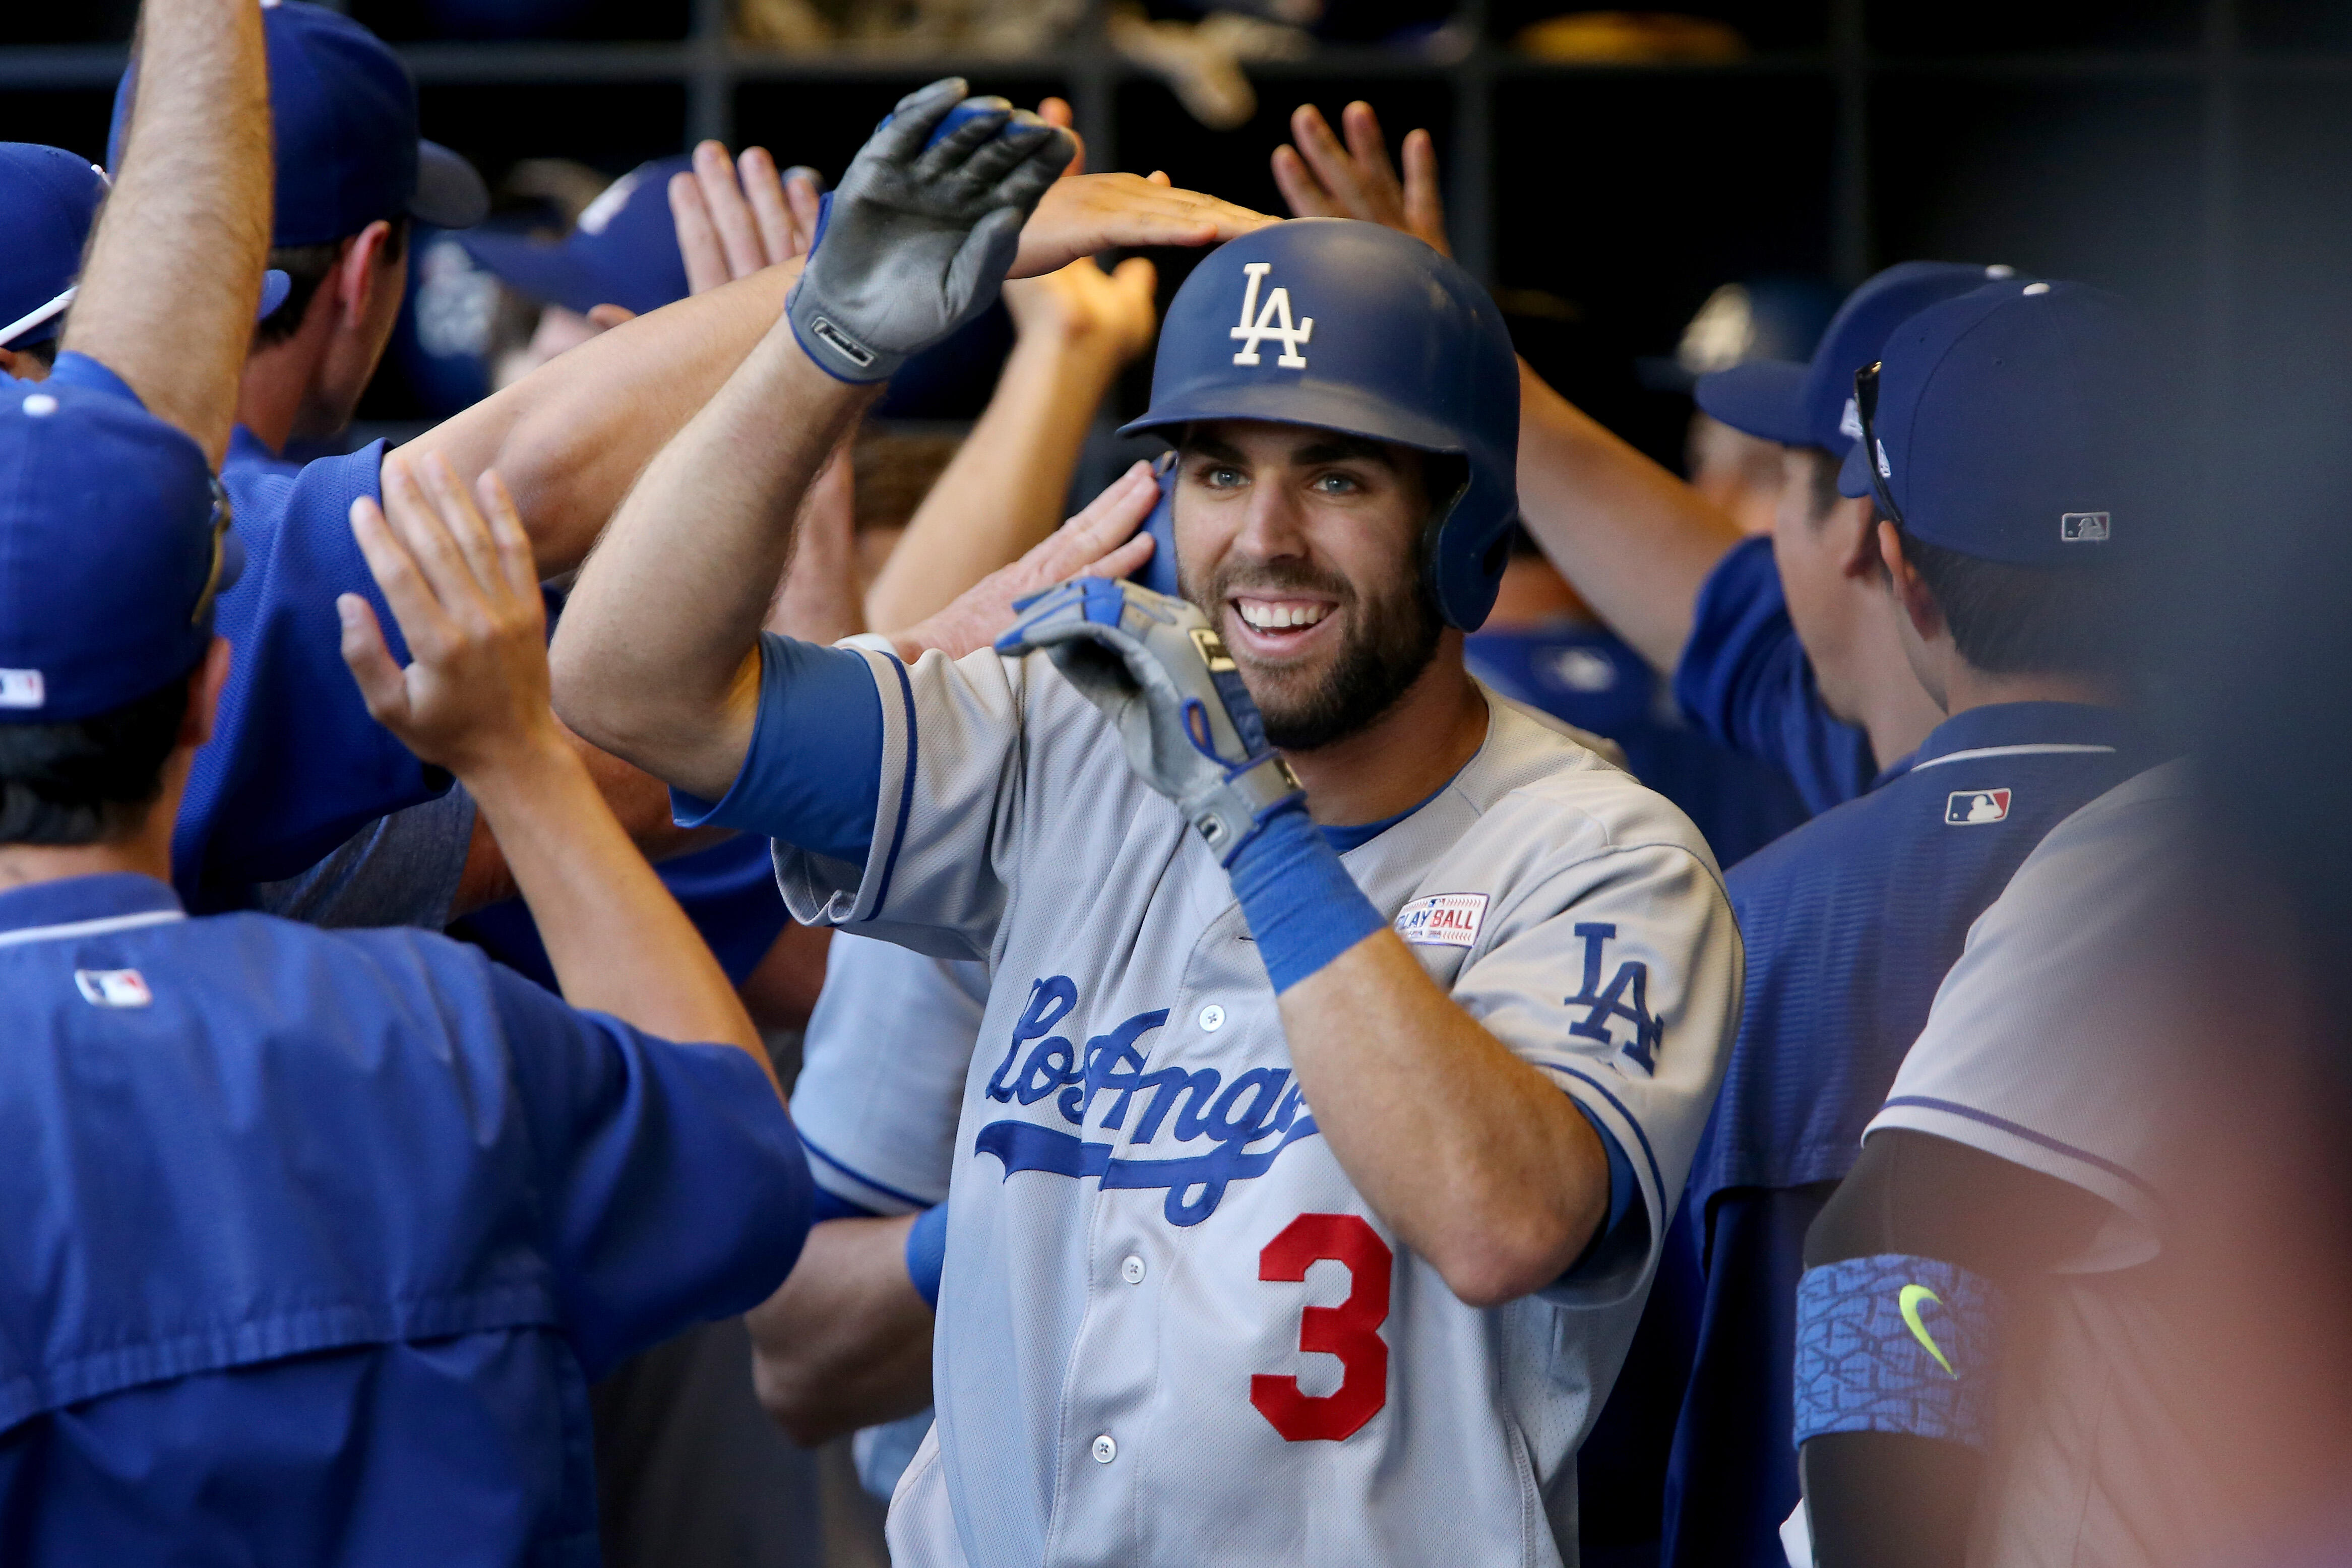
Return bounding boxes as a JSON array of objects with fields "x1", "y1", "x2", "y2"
[{"x1": 1118, "y1": 218, "x2": 1521, "y2": 630}]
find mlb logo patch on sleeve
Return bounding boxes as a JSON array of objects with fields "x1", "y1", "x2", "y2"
[
  {"x1": 1394, "y1": 892, "x2": 1488, "y2": 947},
  {"x1": 75, "y1": 969, "x2": 153, "y2": 1008},
  {"x1": 1945, "y1": 789, "x2": 2013, "y2": 826}
]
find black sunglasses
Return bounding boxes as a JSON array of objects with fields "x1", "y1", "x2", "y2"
[
  {"x1": 192, "y1": 474, "x2": 234, "y2": 627},
  {"x1": 1852, "y1": 359, "x2": 1905, "y2": 531}
]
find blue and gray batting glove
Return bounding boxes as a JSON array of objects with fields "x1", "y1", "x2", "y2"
[
  {"x1": 997, "y1": 577, "x2": 1306, "y2": 864},
  {"x1": 785, "y1": 78, "x2": 1074, "y2": 384}
]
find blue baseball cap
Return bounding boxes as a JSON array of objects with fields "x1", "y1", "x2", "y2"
[
  {"x1": 457, "y1": 156, "x2": 694, "y2": 317},
  {"x1": 0, "y1": 383, "x2": 241, "y2": 722},
  {"x1": 1, "y1": 143, "x2": 291, "y2": 351},
  {"x1": 109, "y1": 1, "x2": 488, "y2": 249},
  {"x1": 1836, "y1": 279, "x2": 2153, "y2": 567},
  {"x1": 1696, "y1": 261, "x2": 2022, "y2": 455}
]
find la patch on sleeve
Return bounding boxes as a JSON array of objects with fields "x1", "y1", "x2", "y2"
[{"x1": 1394, "y1": 892, "x2": 1488, "y2": 948}]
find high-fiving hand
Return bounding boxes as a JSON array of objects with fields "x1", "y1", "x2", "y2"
[
  {"x1": 670, "y1": 141, "x2": 826, "y2": 293},
  {"x1": 338, "y1": 453, "x2": 562, "y2": 781},
  {"x1": 1271, "y1": 100, "x2": 1450, "y2": 258},
  {"x1": 787, "y1": 77, "x2": 1076, "y2": 383}
]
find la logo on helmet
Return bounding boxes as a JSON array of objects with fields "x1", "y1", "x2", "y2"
[{"x1": 1230, "y1": 263, "x2": 1313, "y2": 369}]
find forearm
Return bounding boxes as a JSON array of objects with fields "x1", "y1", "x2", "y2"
[
  {"x1": 64, "y1": 0, "x2": 270, "y2": 465},
  {"x1": 449, "y1": 736, "x2": 732, "y2": 917},
  {"x1": 865, "y1": 329, "x2": 1125, "y2": 631},
  {"x1": 1280, "y1": 930, "x2": 1609, "y2": 1306},
  {"x1": 748, "y1": 1214, "x2": 935, "y2": 1445},
  {"x1": 405, "y1": 262, "x2": 803, "y2": 577},
  {"x1": 1515, "y1": 359, "x2": 1744, "y2": 672},
  {"x1": 550, "y1": 315, "x2": 878, "y2": 796},
  {"x1": 463, "y1": 734, "x2": 772, "y2": 1084}
]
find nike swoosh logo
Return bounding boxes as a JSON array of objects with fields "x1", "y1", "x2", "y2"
[{"x1": 1899, "y1": 1284, "x2": 1958, "y2": 1378}]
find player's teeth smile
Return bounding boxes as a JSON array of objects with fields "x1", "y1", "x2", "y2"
[{"x1": 1233, "y1": 599, "x2": 1332, "y2": 635}]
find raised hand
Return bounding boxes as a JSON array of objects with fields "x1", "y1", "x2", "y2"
[
  {"x1": 1271, "y1": 101, "x2": 1450, "y2": 258},
  {"x1": 670, "y1": 140, "x2": 826, "y2": 293},
  {"x1": 787, "y1": 77, "x2": 1075, "y2": 383},
  {"x1": 338, "y1": 452, "x2": 560, "y2": 780},
  {"x1": 886, "y1": 462, "x2": 1160, "y2": 661},
  {"x1": 1002, "y1": 250, "x2": 1159, "y2": 365}
]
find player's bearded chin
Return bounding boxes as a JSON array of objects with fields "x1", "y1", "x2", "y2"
[{"x1": 1186, "y1": 553, "x2": 1444, "y2": 753}]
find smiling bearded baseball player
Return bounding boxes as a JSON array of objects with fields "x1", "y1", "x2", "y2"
[{"x1": 551, "y1": 81, "x2": 1740, "y2": 1566}]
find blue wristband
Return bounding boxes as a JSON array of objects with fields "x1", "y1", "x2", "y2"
[
  {"x1": 1227, "y1": 803, "x2": 1386, "y2": 993},
  {"x1": 904, "y1": 1202, "x2": 950, "y2": 1310}
]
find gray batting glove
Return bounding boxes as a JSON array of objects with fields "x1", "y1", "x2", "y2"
[
  {"x1": 786, "y1": 78, "x2": 1076, "y2": 383},
  {"x1": 996, "y1": 577, "x2": 1304, "y2": 864}
]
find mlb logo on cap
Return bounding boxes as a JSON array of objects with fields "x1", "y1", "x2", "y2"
[
  {"x1": 2061, "y1": 511, "x2": 2111, "y2": 543},
  {"x1": 1945, "y1": 789, "x2": 2013, "y2": 825}
]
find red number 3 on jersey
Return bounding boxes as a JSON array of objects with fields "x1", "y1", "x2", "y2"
[{"x1": 1250, "y1": 1213, "x2": 1393, "y2": 1441}]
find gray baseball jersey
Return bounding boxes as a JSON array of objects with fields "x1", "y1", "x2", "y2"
[
  {"x1": 772, "y1": 645, "x2": 1741, "y2": 1568},
  {"x1": 792, "y1": 931, "x2": 986, "y2": 1215},
  {"x1": 1864, "y1": 761, "x2": 2225, "y2": 1568}
]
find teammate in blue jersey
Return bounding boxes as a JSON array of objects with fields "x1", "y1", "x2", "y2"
[
  {"x1": 109, "y1": 2, "x2": 491, "y2": 483},
  {"x1": 0, "y1": 143, "x2": 292, "y2": 390},
  {"x1": 0, "y1": 389, "x2": 810, "y2": 1567},
  {"x1": 1655, "y1": 278, "x2": 2178, "y2": 1568},
  {"x1": 0, "y1": 12, "x2": 813, "y2": 1547}
]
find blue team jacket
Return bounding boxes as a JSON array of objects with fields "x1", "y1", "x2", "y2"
[{"x1": 0, "y1": 873, "x2": 811, "y2": 1566}]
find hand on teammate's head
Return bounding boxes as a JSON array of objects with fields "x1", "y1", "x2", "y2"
[
  {"x1": 1002, "y1": 253, "x2": 1160, "y2": 365},
  {"x1": 886, "y1": 461, "x2": 1160, "y2": 662},
  {"x1": 1012, "y1": 173, "x2": 1273, "y2": 280},
  {"x1": 338, "y1": 453, "x2": 563, "y2": 780},
  {"x1": 1272, "y1": 101, "x2": 1450, "y2": 259},
  {"x1": 669, "y1": 140, "x2": 822, "y2": 295}
]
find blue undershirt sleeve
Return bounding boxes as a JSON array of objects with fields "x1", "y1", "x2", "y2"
[
  {"x1": 1566, "y1": 1098, "x2": 1638, "y2": 1276},
  {"x1": 904, "y1": 1203, "x2": 949, "y2": 1309},
  {"x1": 670, "y1": 633, "x2": 886, "y2": 864}
]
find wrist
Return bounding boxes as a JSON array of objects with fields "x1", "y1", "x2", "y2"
[
  {"x1": 453, "y1": 722, "x2": 585, "y2": 811},
  {"x1": 1227, "y1": 804, "x2": 1386, "y2": 993}
]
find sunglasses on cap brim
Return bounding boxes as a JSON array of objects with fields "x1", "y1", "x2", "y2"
[{"x1": 1853, "y1": 359, "x2": 1906, "y2": 532}]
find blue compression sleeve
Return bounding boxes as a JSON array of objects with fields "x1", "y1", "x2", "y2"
[
  {"x1": 671, "y1": 633, "x2": 885, "y2": 863},
  {"x1": 1226, "y1": 804, "x2": 1385, "y2": 992},
  {"x1": 904, "y1": 1203, "x2": 949, "y2": 1310},
  {"x1": 1793, "y1": 1253, "x2": 2004, "y2": 1450}
]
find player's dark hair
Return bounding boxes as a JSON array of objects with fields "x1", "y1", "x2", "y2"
[
  {"x1": 1893, "y1": 524, "x2": 2124, "y2": 676},
  {"x1": 0, "y1": 669, "x2": 195, "y2": 846},
  {"x1": 255, "y1": 217, "x2": 412, "y2": 349},
  {"x1": 1801, "y1": 446, "x2": 1844, "y2": 523}
]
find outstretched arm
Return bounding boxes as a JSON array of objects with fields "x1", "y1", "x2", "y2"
[
  {"x1": 1272, "y1": 100, "x2": 1743, "y2": 671},
  {"x1": 64, "y1": 0, "x2": 272, "y2": 466},
  {"x1": 339, "y1": 453, "x2": 772, "y2": 1086},
  {"x1": 552, "y1": 82, "x2": 1076, "y2": 800}
]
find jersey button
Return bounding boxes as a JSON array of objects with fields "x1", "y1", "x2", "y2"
[
  {"x1": 1120, "y1": 1254, "x2": 1146, "y2": 1285},
  {"x1": 1091, "y1": 1434, "x2": 1118, "y2": 1464},
  {"x1": 1198, "y1": 1003, "x2": 1226, "y2": 1032}
]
